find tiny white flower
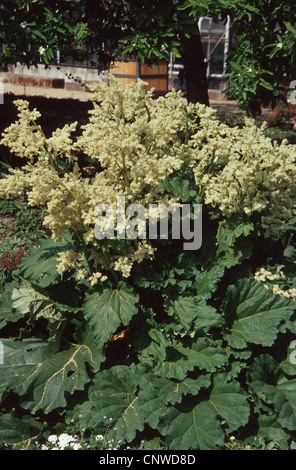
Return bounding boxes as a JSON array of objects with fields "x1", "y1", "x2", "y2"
[
  {"x1": 47, "y1": 435, "x2": 58, "y2": 444},
  {"x1": 71, "y1": 442, "x2": 83, "y2": 450},
  {"x1": 38, "y1": 46, "x2": 46, "y2": 55}
]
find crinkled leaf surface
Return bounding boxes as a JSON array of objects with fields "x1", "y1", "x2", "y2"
[
  {"x1": 82, "y1": 365, "x2": 144, "y2": 443},
  {"x1": 19, "y1": 233, "x2": 74, "y2": 287},
  {"x1": 159, "y1": 375, "x2": 212, "y2": 405},
  {"x1": 138, "y1": 374, "x2": 212, "y2": 429},
  {"x1": 256, "y1": 414, "x2": 290, "y2": 450},
  {"x1": 250, "y1": 355, "x2": 296, "y2": 431},
  {"x1": 224, "y1": 278, "x2": 295, "y2": 348},
  {"x1": 215, "y1": 218, "x2": 254, "y2": 268},
  {"x1": 138, "y1": 376, "x2": 168, "y2": 429},
  {"x1": 154, "y1": 337, "x2": 228, "y2": 380},
  {"x1": 266, "y1": 380, "x2": 296, "y2": 431},
  {"x1": 0, "y1": 413, "x2": 43, "y2": 449},
  {"x1": 0, "y1": 338, "x2": 95, "y2": 413},
  {"x1": 166, "y1": 295, "x2": 224, "y2": 333},
  {"x1": 160, "y1": 176, "x2": 197, "y2": 203},
  {"x1": 209, "y1": 375, "x2": 250, "y2": 432},
  {"x1": 11, "y1": 280, "x2": 63, "y2": 322},
  {"x1": 194, "y1": 265, "x2": 225, "y2": 300},
  {"x1": 158, "y1": 377, "x2": 249, "y2": 449},
  {"x1": 82, "y1": 283, "x2": 139, "y2": 348},
  {"x1": 160, "y1": 401, "x2": 225, "y2": 450},
  {"x1": 0, "y1": 280, "x2": 22, "y2": 329}
]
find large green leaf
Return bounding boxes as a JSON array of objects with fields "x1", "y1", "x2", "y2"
[
  {"x1": 267, "y1": 380, "x2": 296, "y2": 431},
  {"x1": 159, "y1": 375, "x2": 212, "y2": 405},
  {"x1": 166, "y1": 295, "x2": 224, "y2": 333},
  {"x1": 158, "y1": 376, "x2": 249, "y2": 450},
  {"x1": 215, "y1": 218, "x2": 254, "y2": 268},
  {"x1": 18, "y1": 233, "x2": 74, "y2": 287},
  {"x1": 194, "y1": 265, "x2": 225, "y2": 300},
  {"x1": 160, "y1": 401, "x2": 225, "y2": 450},
  {"x1": 224, "y1": 278, "x2": 296, "y2": 349},
  {"x1": 0, "y1": 280, "x2": 22, "y2": 329},
  {"x1": 154, "y1": 337, "x2": 228, "y2": 380},
  {"x1": 250, "y1": 355, "x2": 296, "y2": 431},
  {"x1": 0, "y1": 338, "x2": 96, "y2": 413},
  {"x1": 256, "y1": 414, "x2": 290, "y2": 450},
  {"x1": 79, "y1": 365, "x2": 144, "y2": 443},
  {"x1": 209, "y1": 375, "x2": 250, "y2": 432},
  {"x1": 0, "y1": 413, "x2": 43, "y2": 449},
  {"x1": 161, "y1": 176, "x2": 197, "y2": 203},
  {"x1": 250, "y1": 354, "x2": 280, "y2": 400},
  {"x1": 11, "y1": 280, "x2": 64, "y2": 322},
  {"x1": 138, "y1": 373, "x2": 212, "y2": 429},
  {"x1": 138, "y1": 376, "x2": 168, "y2": 429},
  {"x1": 82, "y1": 283, "x2": 139, "y2": 348}
]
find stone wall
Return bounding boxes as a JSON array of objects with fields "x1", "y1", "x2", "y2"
[{"x1": 1, "y1": 63, "x2": 109, "y2": 92}]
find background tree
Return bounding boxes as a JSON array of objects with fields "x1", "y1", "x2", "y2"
[
  {"x1": 1, "y1": 0, "x2": 296, "y2": 115},
  {"x1": 0, "y1": 0, "x2": 89, "y2": 67},
  {"x1": 116, "y1": 0, "x2": 210, "y2": 105},
  {"x1": 185, "y1": 0, "x2": 296, "y2": 116},
  {"x1": 121, "y1": 0, "x2": 296, "y2": 115}
]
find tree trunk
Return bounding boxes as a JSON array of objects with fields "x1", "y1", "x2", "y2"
[{"x1": 179, "y1": 32, "x2": 209, "y2": 106}]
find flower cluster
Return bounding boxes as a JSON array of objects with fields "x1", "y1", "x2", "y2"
[
  {"x1": 0, "y1": 100, "x2": 45, "y2": 160},
  {"x1": 0, "y1": 75, "x2": 296, "y2": 285},
  {"x1": 32, "y1": 415, "x2": 138, "y2": 451},
  {"x1": 0, "y1": 77, "x2": 191, "y2": 284},
  {"x1": 254, "y1": 266, "x2": 296, "y2": 302},
  {"x1": 190, "y1": 111, "x2": 296, "y2": 238},
  {"x1": 77, "y1": 77, "x2": 191, "y2": 204},
  {"x1": 43, "y1": 433, "x2": 83, "y2": 450},
  {"x1": 35, "y1": 431, "x2": 121, "y2": 451}
]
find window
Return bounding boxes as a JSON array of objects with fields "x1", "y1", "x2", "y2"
[
  {"x1": 168, "y1": 16, "x2": 231, "y2": 80},
  {"x1": 198, "y1": 16, "x2": 230, "y2": 79}
]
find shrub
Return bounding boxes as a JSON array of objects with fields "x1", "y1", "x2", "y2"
[
  {"x1": 0, "y1": 76, "x2": 296, "y2": 450},
  {"x1": 266, "y1": 102, "x2": 296, "y2": 128}
]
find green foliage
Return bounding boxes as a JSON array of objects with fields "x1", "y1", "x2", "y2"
[
  {"x1": 1, "y1": 204, "x2": 296, "y2": 449},
  {"x1": 219, "y1": 1, "x2": 296, "y2": 115},
  {"x1": 1, "y1": 83, "x2": 296, "y2": 450},
  {"x1": 0, "y1": 1, "x2": 90, "y2": 67},
  {"x1": 182, "y1": 0, "x2": 296, "y2": 115},
  {"x1": 2, "y1": 0, "x2": 296, "y2": 114},
  {"x1": 265, "y1": 102, "x2": 296, "y2": 128},
  {"x1": 0, "y1": 196, "x2": 49, "y2": 291}
]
